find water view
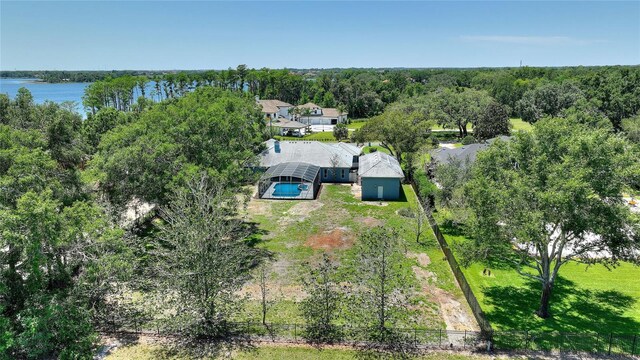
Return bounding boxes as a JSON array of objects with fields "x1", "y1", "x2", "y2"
[{"x1": 0, "y1": 78, "x2": 90, "y2": 116}]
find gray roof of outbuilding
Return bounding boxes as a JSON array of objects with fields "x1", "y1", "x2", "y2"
[
  {"x1": 260, "y1": 139, "x2": 362, "y2": 168},
  {"x1": 260, "y1": 162, "x2": 320, "y2": 182},
  {"x1": 358, "y1": 151, "x2": 404, "y2": 179}
]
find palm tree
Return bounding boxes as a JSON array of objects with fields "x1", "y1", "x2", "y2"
[
  {"x1": 302, "y1": 108, "x2": 312, "y2": 126},
  {"x1": 337, "y1": 103, "x2": 348, "y2": 124}
]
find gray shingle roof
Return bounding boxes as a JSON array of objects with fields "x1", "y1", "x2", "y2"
[
  {"x1": 431, "y1": 136, "x2": 511, "y2": 165},
  {"x1": 358, "y1": 152, "x2": 404, "y2": 179},
  {"x1": 260, "y1": 140, "x2": 362, "y2": 168}
]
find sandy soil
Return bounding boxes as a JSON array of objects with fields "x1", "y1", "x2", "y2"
[
  {"x1": 305, "y1": 227, "x2": 355, "y2": 251},
  {"x1": 411, "y1": 253, "x2": 478, "y2": 332}
]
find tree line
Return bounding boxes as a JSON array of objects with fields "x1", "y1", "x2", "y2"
[{"x1": 75, "y1": 65, "x2": 639, "y2": 121}]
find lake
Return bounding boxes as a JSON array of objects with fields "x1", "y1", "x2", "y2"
[{"x1": 0, "y1": 78, "x2": 91, "y2": 117}]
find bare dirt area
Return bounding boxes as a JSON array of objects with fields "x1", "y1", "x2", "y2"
[
  {"x1": 304, "y1": 227, "x2": 355, "y2": 250},
  {"x1": 358, "y1": 216, "x2": 384, "y2": 227},
  {"x1": 246, "y1": 199, "x2": 272, "y2": 216},
  {"x1": 286, "y1": 201, "x2": 323, "y2": 218},
  {"x1": 412, "y1": 256, "x2": 478, "y2": 332},
  {"x1": 408, "y1": 252, "x2": 432, "y2": 267}
]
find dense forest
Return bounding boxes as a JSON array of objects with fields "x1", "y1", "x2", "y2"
[{"x1": 1, "y1": 65, "x2": 640, "y2": 359}]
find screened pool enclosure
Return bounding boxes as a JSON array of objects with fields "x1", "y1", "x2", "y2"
[{"x1": 258, "y1": 162, "x2": 321, "y2": 200}]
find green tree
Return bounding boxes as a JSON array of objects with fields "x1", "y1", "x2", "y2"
[
  {"x1": 473, "y1": 101, "x2": 511, "y2": 141},
  {"x1": 350, "y1": 227, "x2": 417, "y2": 358},
  {"x1": 333, "y1": 123, "x2": 348, "y2": 141},
  {"x1": 515, "y1": 82, "x2": 583, "y2": 123},
  {"x1": 358, "y1": 107, "x2": 432, "y2": 179},
  {"x1": 152, "y1": 175, "x2": 259, "y2": 337},
  {"x1": 464, "y1": 119, "x2": 640, "y2": 318},
  {"x1": 90, "y1": 87, "x2": 265, "y2": 207},
  {"x1": 300, "y1": 253, "x2": 343, "y2": 344},
  {"x1": 622, "y1": 115, "x2": 640, "y2": 144}
]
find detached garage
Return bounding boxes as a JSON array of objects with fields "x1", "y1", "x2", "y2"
[{"x1": 358, "y1": 152, "x2": 405, "y2": 201}]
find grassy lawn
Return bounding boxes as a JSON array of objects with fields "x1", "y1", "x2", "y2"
[
  {"x1": 242, "y1": 184, "x2": 472, "y2": 329},
  {"x1": 347, "y1": 121, "x2": 366, "y2": 130},
  {"x1": 105, "y1": 343, "x2": 492, "y2": 360},
  {"x1": 275, "y1": 132, "x2": 337, "y2": 141},
  {"x1": 510, "y1": 118, "x2": 532, "y2": 132},
  {"x1": 437, "y1": 222, "x2": 640, "y2": 334},
  {"x1": 362, "y1": 145, "x2": 390, "y2": 154}
]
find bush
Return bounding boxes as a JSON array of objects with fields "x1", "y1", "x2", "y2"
[
  {"x1": 397, "y1": 207, "x2": 415, "y2": 218},
  {"x1": 413, "y1": 170, "x2": 437, "y2": 202},
  {"x1": 15, "y1": 297, "x2": 96, "y2": 360},
  {"x1": 461, "y1": 135, "x2": 476, "y2": 145}
]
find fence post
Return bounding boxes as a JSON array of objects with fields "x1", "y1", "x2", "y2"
[
  {"x1": 414, "y1": 328, "x2": 417, "y2": 347},
  {"x1": 632, "y1": 334, "x2": 637, "y2": 356},
  {"x1": 463, "y1": 330, "x2": 467, "y2": 349},
  {"x1": 439, "y1": 329, "x2": 442, "y2": 347},
  {"x1": 608, "y1": 332, "x2": 613, "y2": 355},
  {"x1": 294, "y1": 323, "x2": 297, "y2": 343}
]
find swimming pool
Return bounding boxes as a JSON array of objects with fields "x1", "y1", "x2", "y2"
[{"x1": 272, "y1": 183, "x2": 309, "y2": 197}]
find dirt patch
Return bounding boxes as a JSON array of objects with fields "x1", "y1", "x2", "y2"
[
  {"x1": 350, "y1": 184, "x2": 362, "y2": 199},
  {"x1": 408, "y1": 252, "x2": 431, "y2": 267},
  {"x1": 246, "y1": 199, "x2": 272, "y2": 216},
  {"x1": 286, "y1": 201, "x2": 323, "y2": 217},
  {"x1": 411, "y1": 266, "x2": 478, "y2": 332},
  {"x1": 305, "y1": 228, "x2": 355, "y2": 250},
  {"x1": 359, "y1": 216, "x2": 384, "y2": 227}
]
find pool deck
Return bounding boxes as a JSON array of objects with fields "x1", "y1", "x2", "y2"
[{"x1": 261, "y1": 182, "x2": 315, "y2": 200}]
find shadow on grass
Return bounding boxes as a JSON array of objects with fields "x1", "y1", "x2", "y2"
[{"x1": 481, "y1": 276, "x2": 640, "y2": 334}]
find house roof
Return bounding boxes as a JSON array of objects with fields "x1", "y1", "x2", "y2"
[
  {"x1": 297, "y1": 102, "x2": 321, "y2": 109},
  {"x1": 431, "y1": 136, "x2": 511, "y2": 165},
  {"x1": 270, "y1": 119, "x2": 309, "y2": 129},
  {"x1": 322, "y1": 108, "x2": 347, "y2": 117},
  {"x1": 358, "y1": 151, "x2": 404, "y2": 179},
  {"x1": 260, "y1": 139, "x2": 362, "y2": 168},
  {"x1": 258, "y1": 99, "x2": 293, "y2": 113},
  {"x1": 260, "y1": 162, "x2": 320, "y2": 183}
]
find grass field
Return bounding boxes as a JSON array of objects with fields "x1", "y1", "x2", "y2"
[
  {"x1": 242, "y1": 184, "x2": 474, "y2": 329},
  {"x1": 362, "y1": 145, "x2": 391, "y2": 154},
  {"x1": 438, "y1": 222, "x2": 640, "y2": 334},
  {"x1": 510, "y1": 118, "x2": 532, "y2": 132},
  {"x1": 347, "y1": 121, "x2": 366, "y2": 130},
  {"x1": 105, "y1": 343, "x2": 494, "y2": 360}
]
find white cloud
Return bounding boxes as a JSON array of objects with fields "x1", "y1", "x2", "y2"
[{"x1": 459, "y1": 35, "x2": 606, "y2": 45}]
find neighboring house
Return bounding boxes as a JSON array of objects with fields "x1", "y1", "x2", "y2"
[
  {"x1": 260, "y1": 139, "x2": 361, "y2": 183},
  {"x1": 358, "y1": 151, "x2": 405, "y2": 201},
  {"x1": 295, "y1": 102, "x2": 348, "y2": 125},
  {"x1": 429, "y1": 136, "x2": 511, "y2": 176},
  {"x1": 257, "y1": 99, "x2": 293, "y2": 121}
]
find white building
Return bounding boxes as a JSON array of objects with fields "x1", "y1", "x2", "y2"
[
  {"x1": 257, "y1": 99, "x2": 293, "y2": 121},
  {"x1": 257, "y1": 99, "x2": 348, "y2": 126},
  {"x1": 295, "y1": 102, "x2": 348, "y2": 125}
]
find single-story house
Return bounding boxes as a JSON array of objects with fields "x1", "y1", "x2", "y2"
[
  {"x1": 358, "y1": 152, "x2": 405, "y2": 201},
  {"x1": 257, "y1": 140, "x2": 405, "y2": 201},
  {"x1": 260, "y1": 139, "x2": 361, "y2": 182},
  {"x1": 429, "y1": 136, "x2": 511, "y2": 177}
]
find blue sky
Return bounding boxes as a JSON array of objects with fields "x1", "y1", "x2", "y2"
[{"x1": 1, "y1": 1, "x2": 639, "y2": 70}]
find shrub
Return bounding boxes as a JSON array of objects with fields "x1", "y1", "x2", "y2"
[
  {"x1": 461, "y1": 135, "x2": 475, "y2": 145},
  {"x1": 15, "y1": 297, "x2": 96, "y2": 360},
  {"x1": 397, "y1": 207, "x2": 415, "y2": 218}
]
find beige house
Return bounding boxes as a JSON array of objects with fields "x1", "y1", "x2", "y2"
[{"x1": 257, "y1": 98, "x2": 348, "y2": 127}]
